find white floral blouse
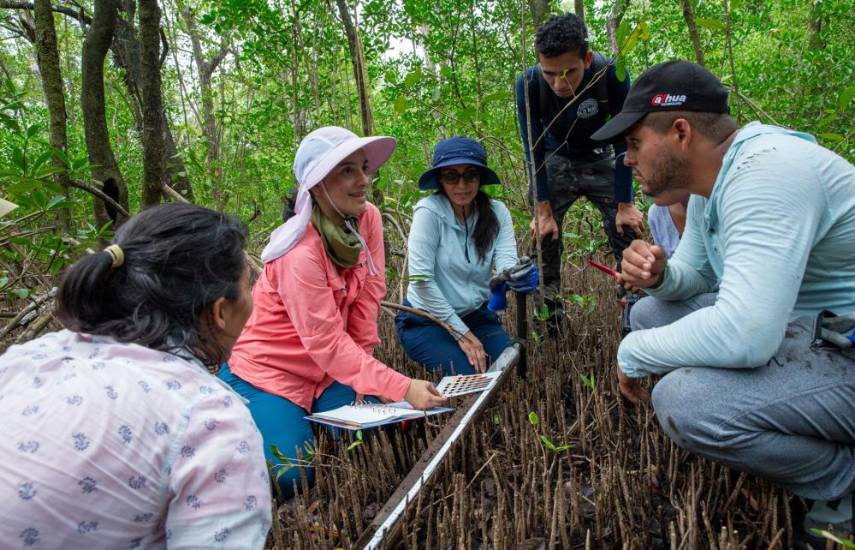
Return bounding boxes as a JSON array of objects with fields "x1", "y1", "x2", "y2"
[{"x1": 0, "y1": 330, "x2": 271, "y2": 549}]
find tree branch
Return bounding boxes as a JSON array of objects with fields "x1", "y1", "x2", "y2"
[
  {"x1": 380, "y1": 301, "x2": 465, "y2": 340},
  {"x1": 69, "y1": 180, "x2": 130, "y2": 218},
  {"x1": 0, "y1": 0, "x2": 92, "y2": 24}
]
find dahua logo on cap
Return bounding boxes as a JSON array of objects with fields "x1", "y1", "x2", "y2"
[{"x1": 651, "y1": 93, "x2": 687, "y2": 107}]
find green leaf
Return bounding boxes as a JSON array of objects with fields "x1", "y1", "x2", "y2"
[
  {"x1": 615, "y1": 59, "x2": 627, "y2": 82},
  {"x1": 440, "y1": 65, "x2": 453, "y2": 80},
  {"x1": 346, "y1": 439, "x2": 363, "y2": 451},
  {"x1": 540, "y1": 435, "x2": 555, "y2": 450},
  {"x1": 616, "y1": 19, "x2": 630, "y2": 48},
  {"x1": 817, "y1": 133, "x2": 844, "y2": 142},
  {"x1": 11, "y1": 146, "x2": 26, "y2": 171},
  {"x1": 403, "y1": 67, "x2": 422, "y2": 87},
  {"x1": 528, "y1": 411, "x2": 539, "y2": 426},
  {"x1": 0, "y1": 275, "x2": 9, "y2": 288},
  {"x1": 47, "y1": 195, "x2": 68, "y2": 210},
  {"x1": 838, "y1": 84, "x2": 855, "y2": 112},
  {"x1": 695, "y1": 17, "x2": 726, "y2": 31},
  {"x1": 638, "y1": 20, "x2": 650, "y2": 41},
  {"x1": 579, "y1": 372, "x2": 596, "y2": 390},
  {"x1": 32, "y1": 164, "x2": 64, "y2": 180},
  {"x1": 809, "y1": 529, "x2": 855, "y2": 549},
  {"x1": 269, "y1": 443, "x2": 290, "y2": 463},
  {"x1": 4, "y1": 176, "x2": 45, "y2": 195},
  {"x1": 71, "y1": 156, "x2": 89, "y2": 171},
  {"x1": 31, "y1": 150, "x2": 53, "y2": 173},
  {"x1": 394, "y1": 94, "x2": 408, "y2": 114},
  {"x1": 26, "y1": 123, "x2": 41, "y2": 139},
  {"x1": 483, "y1": 91, "x2": 509, "y2": 103},
  {"x1": 52, "y1": 147, "x2": 70, "y2": 168},
  {"x1": 458, "y1": 107, "x2": 475, "y2": 122},
  {"x1": 622, "y1": 21, "x2": 649, "y2": 55},
  {"x1": 11, "y1": 288, "x2": 30, "y2": 299}
]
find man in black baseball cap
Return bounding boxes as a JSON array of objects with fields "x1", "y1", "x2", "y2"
[
  {"x1": 604, "y1": 60, "x2": 855, "y2": 546},
  {"x1": 590, "y1": 60, "x2": 730, "y2": 143}
]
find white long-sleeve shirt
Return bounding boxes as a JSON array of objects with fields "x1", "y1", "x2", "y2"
[{"x1": 0, "y1": 330, "x2": 271, "y2": 549}]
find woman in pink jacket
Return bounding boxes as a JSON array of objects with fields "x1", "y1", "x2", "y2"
[{"x1": 219, "y1": 126, "x2": 445, "y2": 498}]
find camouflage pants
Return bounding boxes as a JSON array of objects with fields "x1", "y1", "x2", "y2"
[{"x1": 540, "y1": 152, "x2": 637, "y2": 325}]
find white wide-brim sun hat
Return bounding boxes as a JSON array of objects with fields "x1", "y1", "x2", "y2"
[{"x1": 261, "y1": 126, "x2": 396, "y2": 264}]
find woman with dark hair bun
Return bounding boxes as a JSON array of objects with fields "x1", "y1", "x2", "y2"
[{"x1": 0, "y1": 203, "x2": 271, "y2": 549}]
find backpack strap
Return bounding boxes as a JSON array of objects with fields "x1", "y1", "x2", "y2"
[{"x1": 589, "y1": 52, "x2": 611, "y2": 108}]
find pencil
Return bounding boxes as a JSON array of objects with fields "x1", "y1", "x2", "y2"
[{"x1": 588, "y1": 259, "x2": 619, "y2": 278}]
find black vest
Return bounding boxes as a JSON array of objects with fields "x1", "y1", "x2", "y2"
[{"x1": 534, "y1": 52, "x2": 612, "y2": 158}]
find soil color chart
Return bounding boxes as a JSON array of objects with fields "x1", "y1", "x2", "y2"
[{"x1": 435, "y1": 371, "x2": 501, "y2": 398}]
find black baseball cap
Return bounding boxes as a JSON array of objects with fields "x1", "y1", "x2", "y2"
[{"x1": 591, "y1": 60, "x2": 730, "y2": 142}]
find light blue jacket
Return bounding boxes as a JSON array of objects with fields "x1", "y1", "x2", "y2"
[
  {"x1": 406, "y1": 193, "x2": 518, "y2": 337},
  {"x1": 619, "y1": 122, "x2": 855, "y2": 377}
]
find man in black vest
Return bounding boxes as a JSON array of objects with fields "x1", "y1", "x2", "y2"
[{"x1": 516, "y1": 13, "x2": 644, "y2": 335}]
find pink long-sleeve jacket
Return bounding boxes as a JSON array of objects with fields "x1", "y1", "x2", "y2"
[{"x1": 228, "y1": 202, "x2": 411, "y2": 412}]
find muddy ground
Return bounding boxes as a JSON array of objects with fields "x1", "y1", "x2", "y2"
[{"x1": 270, "y1": 261, "x2": 817, "y2": 550}]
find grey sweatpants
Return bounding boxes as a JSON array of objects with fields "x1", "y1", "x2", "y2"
[{"x1": 630, "y1": 294, "x2": 855, "y2": 501}]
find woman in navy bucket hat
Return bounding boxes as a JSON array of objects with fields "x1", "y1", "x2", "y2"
[{"x1": 396, "y1": 137, "x2": 538, "y2": 375}]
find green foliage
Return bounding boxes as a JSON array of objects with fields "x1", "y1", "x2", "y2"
[
  {"x1": 0, "y1": 0, "x2": 852, "y2": 312},
  {"x1": 528, "y1": 410, "x2": 572, "y2": 453},
  {"x1": 579, "y1": 371, "x2": 596, "y2": 390},
  {"x1": 809, "y1": 529, "x2": 855, "y2": 549},
  {"x1": 346, "y1": 429, "x2": 364, "y2": 451},
  {"x1": 528, "y1": 410, "x2": 539, "y2": 426}
]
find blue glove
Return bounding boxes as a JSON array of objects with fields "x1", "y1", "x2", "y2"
[
  {"x1": 507, "y1": 264, "x2": 539, "y2": 294},
  {"x1": 487, "y1": 281, "x2": 508, "y2": 312}
]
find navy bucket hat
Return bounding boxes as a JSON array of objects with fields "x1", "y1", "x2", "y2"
[{"x1": 418, "y1": 137, "x2": 501, "y2": 190}]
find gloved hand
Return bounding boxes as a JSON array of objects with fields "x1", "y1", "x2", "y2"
[
  {"x1": 487, "y1": 281, "x2": 508, "y2": 312},
  {"x1": 507, "y1": 263, "x2": 539, "y2": 294}
]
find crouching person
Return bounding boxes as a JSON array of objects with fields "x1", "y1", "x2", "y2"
[
  {"x1": 0, "y1": 204, "x2": 271, "y2": 548},
  {"x1": 396, "y1": 137, "x2": 538, "y2": 375},
  {"x1": 594, "y1": 61, "x2": 855, "y2": 545},
  {"x1": 220, "y1": 127, "x2": 446, "y2": 500}
]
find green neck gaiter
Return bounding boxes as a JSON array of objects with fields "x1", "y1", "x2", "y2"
[{"x1": 311, "y1": 205, "x2": 362, "y2": 269}]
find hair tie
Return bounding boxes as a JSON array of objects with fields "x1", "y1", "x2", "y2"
[{"x1": 104, "y1": 244, "x2": 124, "y2": 269}]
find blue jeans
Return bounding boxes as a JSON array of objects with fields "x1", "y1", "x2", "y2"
[
  {"x1": 395, "y1": 301, "x2": 512, "y2": 376},
  {"x1": 218, "y1": 363, "x2": 376, "y2": 499}
]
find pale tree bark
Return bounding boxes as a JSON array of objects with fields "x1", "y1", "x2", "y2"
[
  {"x1": 335, "y1": 0, "x2": 373, "y2": 136},
  {"x1": 680, "y1": 0, "x2": 705, "y2": 66},
  {"x1": 81, "y1": 0, "x2": 129, "y2": 228},
  {"x1": 606, "y1": 0, "x2": 630, "y2": 56},
  {"x1": 527, "y1": 0, "x2": 549, "y2": 26},
  {"x1": 180, "y1": 5, "x2": 228, "y2": 202},
  {"x1": 32, "y1": 0, "x2": 71, "y2": 229},
  {"x1": 139, "y1": 0, "x2": 164, "y2": 206}
]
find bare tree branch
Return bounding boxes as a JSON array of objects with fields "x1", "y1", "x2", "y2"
[
  {"x1": 0, "y1": 1, "x2": 92, "y2": 24},
  {"x1": 69, "y1": 179, "x2": 130, "y2": 218}
]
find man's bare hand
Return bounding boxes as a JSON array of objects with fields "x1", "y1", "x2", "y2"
[
  {"x1": 530, "y1": 201, "x2": 560, "y2": 241},
  {"x1": 615, "y1": 202, "x2": 645, "y2": 236},
  {"x1": 615, "y1": 365, "x2": 649, "y2": 404},
  {"x1": 618, "y1": 240, "x2": 667, "y2": 290}
]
